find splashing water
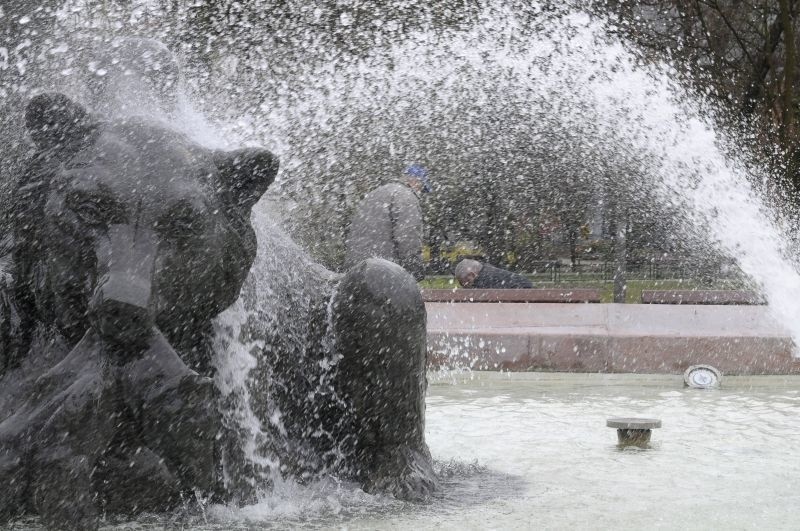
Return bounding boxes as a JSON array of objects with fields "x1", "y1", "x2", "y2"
[
  {"x1": 201, "y1": 5, "x2": 800, "y2": 350},
  {"x1": 19, "y1": 2, "x2": 800, "y2": 352},
  {"x1": 7, "y1": 0, "x2": 800, "y2": 524}
]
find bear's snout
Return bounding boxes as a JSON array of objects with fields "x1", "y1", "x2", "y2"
[
  {"x1": 92, "y1": 298, "x2": 153, "y2": 345},
  {"x1": 89, "y1": 224, "x2": 158, "y2": 347}
]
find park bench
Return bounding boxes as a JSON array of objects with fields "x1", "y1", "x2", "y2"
[
  {"x1": 421, "y1": 288, "x2": 602, "y2": 303},
  {"x1": 640, "y1": 290, "x2": 764, "y2": 305}
]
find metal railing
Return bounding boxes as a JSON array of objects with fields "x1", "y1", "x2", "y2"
[{"x1": 525, "y1": 258, "x2": 743, "y2": 284}]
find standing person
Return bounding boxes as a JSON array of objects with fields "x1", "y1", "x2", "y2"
[
  {"x1": 454, "y1": 258, "x2": 533, "y2": 289},
  {"x1": 344, "y1": 164, "x2": 432, "y2": 281}
]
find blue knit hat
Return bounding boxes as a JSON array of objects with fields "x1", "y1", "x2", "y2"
[{"x1": 404, "y1": 164, "x2": 433, "y2": 193}]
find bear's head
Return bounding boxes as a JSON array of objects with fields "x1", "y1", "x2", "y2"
[{"x1": 21, "y1": 93, "x2": 277, "y2": 371}]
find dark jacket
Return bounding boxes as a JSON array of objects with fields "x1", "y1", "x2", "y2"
[
  {"x1": 472, "y1": 263, "x2": 533, "y2": 289},
  {"x1": 344, "y1": 183, "x2": 425, "y2": 280}
]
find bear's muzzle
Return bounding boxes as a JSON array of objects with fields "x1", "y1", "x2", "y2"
[{"x1": 89, "y1": 224, "x2": 158, "y2": 347}]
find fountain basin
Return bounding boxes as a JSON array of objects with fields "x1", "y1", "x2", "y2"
[
  {"x1": 427, "y1": 302, "x2": 800, "y2": 374},
  {"x1": 420, "y1": 372, "x2": 800, "y2": 529},
  {"x1": 155, "y1": 372, "x2": 800, "y2": 530}
]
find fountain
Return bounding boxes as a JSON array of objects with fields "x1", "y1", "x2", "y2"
[{"x1": 3, "y1": 0, "x2": 800, "y2": 528}]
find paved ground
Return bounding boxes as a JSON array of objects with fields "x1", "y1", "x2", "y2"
[{"x1": 426, "y1": 303, "x2": 800, "y2": 374}]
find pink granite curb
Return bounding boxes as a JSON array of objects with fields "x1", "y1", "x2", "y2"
[{"x1": 426, "y1": 303, "x2": 800, "y2": 375}]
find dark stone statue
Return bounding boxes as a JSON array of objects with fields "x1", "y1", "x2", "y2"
[{"x1": 0, "y1": 90, "x2": 435, "y2": 529}]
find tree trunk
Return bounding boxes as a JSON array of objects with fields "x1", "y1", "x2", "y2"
[
  {"x1": 612, "y1": 212, "x2": 627, "y2": 304},
  {"x1": 782, "y1": 0, "x2": 796, "y2": 137},
  {"x1": 568, "y1": 226, "x2": 578, "y2": 267},
  {"x1": 741, "y1": 5, "x2": 787, "y2": 116},
  {"x1": 781, "y1": 0, "x2": 798, "y2": 188}
]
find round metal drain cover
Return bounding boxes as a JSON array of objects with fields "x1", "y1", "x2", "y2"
[{"x1": 684, "y1": 364, "x2": 722, "y2": 389}]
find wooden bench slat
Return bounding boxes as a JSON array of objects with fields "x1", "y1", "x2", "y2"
[
  {"x1": 421, "y1": 288, "x2": 602, "y2": 303},
  {"x1": 641, "y1": 290, "x2": 764, "y2": 305}
]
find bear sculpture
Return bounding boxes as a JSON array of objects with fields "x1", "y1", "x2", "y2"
[{"x1": 0, "y1": 92, "x2": 436, "y2": 530}]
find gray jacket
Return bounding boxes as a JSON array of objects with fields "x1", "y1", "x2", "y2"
[{"x1": 344, "y1": 183, "x2": 424, "y2": 280}]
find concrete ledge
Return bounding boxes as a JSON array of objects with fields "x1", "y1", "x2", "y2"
[
  {"x1": 421, "y1": 288, "x2": 601, "y2": 303},
  {"x1": 426, "y1": 302, "x2": 800, "y2": 375}
]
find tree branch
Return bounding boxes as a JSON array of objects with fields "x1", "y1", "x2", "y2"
[
  {"x1": 741, "y1": 5, "x2": 789, "y2": 115},
  {"x1": 710, "y1": 0, "x2": 757, "y2": 68}
]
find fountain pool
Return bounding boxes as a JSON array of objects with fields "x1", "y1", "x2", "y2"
[
  {"x1": 14, "y1": 372, "x2": 784, "y2": 530},
  {"x1": 422, "y1": 372, "x2": 800, "y2": 530}
]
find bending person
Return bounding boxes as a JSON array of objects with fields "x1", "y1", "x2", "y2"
[{"x1": 454, "y1": 258, "x2": 533, "y2": 289}]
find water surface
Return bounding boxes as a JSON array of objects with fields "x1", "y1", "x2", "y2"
[
  {"x1": 204, "y1": 372, "x2": 800, "y2": 529},
  {"x1": 11, "y1": 372, "x2": 800, "y2": 530},
  {"x1": 422, "y1": 372, "x2": 800, "y2": 530}
]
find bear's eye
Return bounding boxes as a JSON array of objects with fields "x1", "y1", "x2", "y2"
[
  {"x1": 73, "y1": 201, "x2": 105, "y2": 226},
  {"x1": 157, "y1": 209, "x2": 204, "y2": 240},
  {"x1": 170, "y1": 216, "x2": 198, "y2": 236},
  {"x1": 66, "y1": 192, "x2": 121, "y2": 227}
]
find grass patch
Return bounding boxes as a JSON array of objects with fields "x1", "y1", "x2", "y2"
[{"x1": 419, "y1": 276, "x2": 746, "y2": 303}]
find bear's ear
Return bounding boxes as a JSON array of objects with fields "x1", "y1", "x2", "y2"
[
  {"x1": 214, "y1": 148, "x2": 279, "y2": 212},
  {"x1": 25, "y1": 93, "x2": 97, "y2": 154}
]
